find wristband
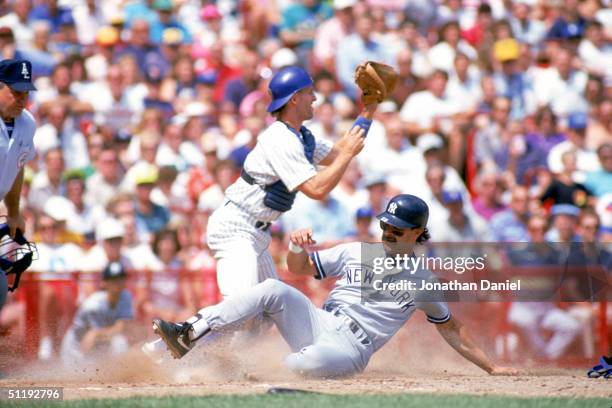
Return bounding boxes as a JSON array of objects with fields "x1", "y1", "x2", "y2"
[
  {"x1": 352, "y1": 116, "x2": 373, "y2": 137},
  {"x1": 288, "y1": 241, "x2": 304, "y2": 254}
]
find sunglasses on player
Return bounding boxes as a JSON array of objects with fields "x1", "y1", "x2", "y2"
[{"x1": 380, "y1": 221, "x2": 407, "y2": 237}]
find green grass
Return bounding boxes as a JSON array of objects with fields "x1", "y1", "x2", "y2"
[{"x1": 7, "y1": 394, "x2": 610, "y2": 408}]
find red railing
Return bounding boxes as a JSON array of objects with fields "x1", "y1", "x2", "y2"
[{"x1": 6, "y1": 266, "x2": 610, "y2": 361}]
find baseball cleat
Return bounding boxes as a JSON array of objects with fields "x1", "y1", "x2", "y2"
[
  {"x1": 587, "y1": 355, "x2": 612, "y2": 378},
  {"x1": 152, "y1": 319, "x2": 194, "y2": 359}
]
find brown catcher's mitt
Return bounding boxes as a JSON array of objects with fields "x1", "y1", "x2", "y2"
[{"x1": 354, "y1": 61, "x2": 398, "y2": 105}]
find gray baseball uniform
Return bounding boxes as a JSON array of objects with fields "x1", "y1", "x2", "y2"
[
  {"x1": 60, "y1": 289, "x2": 133, "y2": 364},
  {"x1": 188, "y1": 242, "x2": 451, "y2": 377}
]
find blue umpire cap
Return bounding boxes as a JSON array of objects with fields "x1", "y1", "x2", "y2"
[
  {"x1": 377, "y1": 194, "x2": 429, "y2": 229},
  {"x1": 0, "y1": 59, "x2": 36, "y2": 91},
  {"x1": 267, "y1": 66, "x2": 313, "y2": 112}
]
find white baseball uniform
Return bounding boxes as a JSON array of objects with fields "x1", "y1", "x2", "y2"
[
  {"x1": 207, "y1": 121, "x2": 332, "y2": 297},
  {"x1": 187, "y1": 242, "x2": 451, "y2": 377}
]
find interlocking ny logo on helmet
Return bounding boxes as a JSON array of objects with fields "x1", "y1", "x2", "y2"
[{"x1": 377, "y1": 194, "x2": 429, "y2": 230}]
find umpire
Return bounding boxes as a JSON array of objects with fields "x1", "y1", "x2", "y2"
[{"x1": 0, "y1": 59, "x2": 37, "y2": 238}]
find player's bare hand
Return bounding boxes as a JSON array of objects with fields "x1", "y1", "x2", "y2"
[
  {"x1": 290, "y1": 228, "x2": 316, "y2": 248},
  {"x1": 336, "y1": 126, "x2": 365, "y2": 157},
  {"x1": 489, "y1": 366, "x2": 518, "y2": 376},
  {"x1": 7, "y1": 214, "x2": 25, "y2": 239}
]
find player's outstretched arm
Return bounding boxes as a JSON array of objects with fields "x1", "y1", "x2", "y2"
[
  {"x1": 436, "y1": 316, "x2": 518, "y2": 376},
  {"x1": 286, "y1": 228, "x2": 317, "y2": 276},
  {"x1": 299, "y1": 126, "x2": 365, "y2": 199}
]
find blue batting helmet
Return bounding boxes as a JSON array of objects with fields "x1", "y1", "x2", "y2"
[
  {"x1": 267, "y1": 66, "x2": 313, "y2": 112},
  {"x1": 377, "y1": 194, "x2": 429, "y2": 229}
]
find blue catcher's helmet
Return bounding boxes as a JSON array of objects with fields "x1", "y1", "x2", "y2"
[
  {"x1": 267, "y1": 66, "x2": 313, "y2": 112},
  {"x1": 377, "y1": 194, "x2": 429, "y2": 230}
]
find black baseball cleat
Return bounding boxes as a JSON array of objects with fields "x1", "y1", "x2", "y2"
[{"x1": 152, "y1": 319, "x2": 194, "y2": 359}]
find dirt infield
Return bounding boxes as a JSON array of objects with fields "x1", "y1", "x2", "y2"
[{"x1": 2, "y1": 325, "x2": 610, "y2": 401}]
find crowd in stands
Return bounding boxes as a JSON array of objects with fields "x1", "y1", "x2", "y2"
[{"x1": 0, "y1": 0, "x2": 610, "y2": 362}]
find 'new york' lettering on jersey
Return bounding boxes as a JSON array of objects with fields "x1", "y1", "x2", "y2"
[{"x1": 311, "y1": 242, "x2": 451, "y2": 351}]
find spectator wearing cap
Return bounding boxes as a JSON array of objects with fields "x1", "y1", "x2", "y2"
[
  {"x1": 546, "y1": 204, "x2": 581, "y2": 243},
  {"x1": 149, "y1": 0, "x2": 192, "y2": 45},
  {"x1": 547, "y1": 112, "x2": 600, "y2": 178},
  {"x1": 430, "y1": 190, "x2": 490, "y2": 242},
  {"x1": 352, "y1": 206, "x2": 376, "y2": 242},
  {"x1": 336, "y1": 14, "x2": 395, "y2": 100},
  {"x1": 0, "y1": 0, "x2": 33, "y2": 49},
  {"x1": 83, "y1": 26, "x2": 121, "y2": 83},
  {"x1": 223, "y1": 50, "x2": 261, "y2": 113},
  {"x1": 28, "y1": 0, "x2": 74, "y2": 35},
  {"x1": 490, "y1": 185, "x2": 530, "y2": 242},
  {"x1": 427, "y1": 20, "x2": 477, "y2": 73},
  {"x1": 539, "y1": 149, "x2": 592, "y2": 208},
  {"x1": 83, "y1": 217, "x2": 134, "y2": 272},
  {"x1": 132, "y1": 165, "x2": 170, "y2": 237},
  {"x1": 509, "y1": 0, "x2": 546, "y2": 46},
  {"x1": 190, "y1": 4, "x2": 224, "y2": 49},
  {"x1": 30, "y1": 212, "x2": 84, "y2": 360},
  {"x1": 85, "y1": 145, "x2": 124, "y2": 208},
  {"x1": 29, "y1": 147, "x2": 65, "y2": 212},
  {"x1": 491, "y1": 38, "x2": 536, "y2": 120},
  {"x1": 584, "y1": 144, "x2": 612, "y2": 198},
  {"x1": 313, "y1": 0, "x2": 355, "y2": 72},
  {"x1": 471, "y1": 169, "x2": 507, "y2": 222},
  {"x1": 60, "y1": 261, "x2": 134, "y2": 365},
  {"x1": 280, "y1": 0, "x2": 333, "y2": 69}
]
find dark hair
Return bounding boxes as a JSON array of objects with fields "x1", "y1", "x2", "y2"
[
  {"x1": 416, "y1": 227, "x2": 430, "y2": 244},
  {"x1": 152, "y1": 229, "x2": 181, "y2": 257}
]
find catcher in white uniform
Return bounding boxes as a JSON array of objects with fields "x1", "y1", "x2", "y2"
[{"x1": 143, "y1": 63, "x2": 395, "y2": 356}]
